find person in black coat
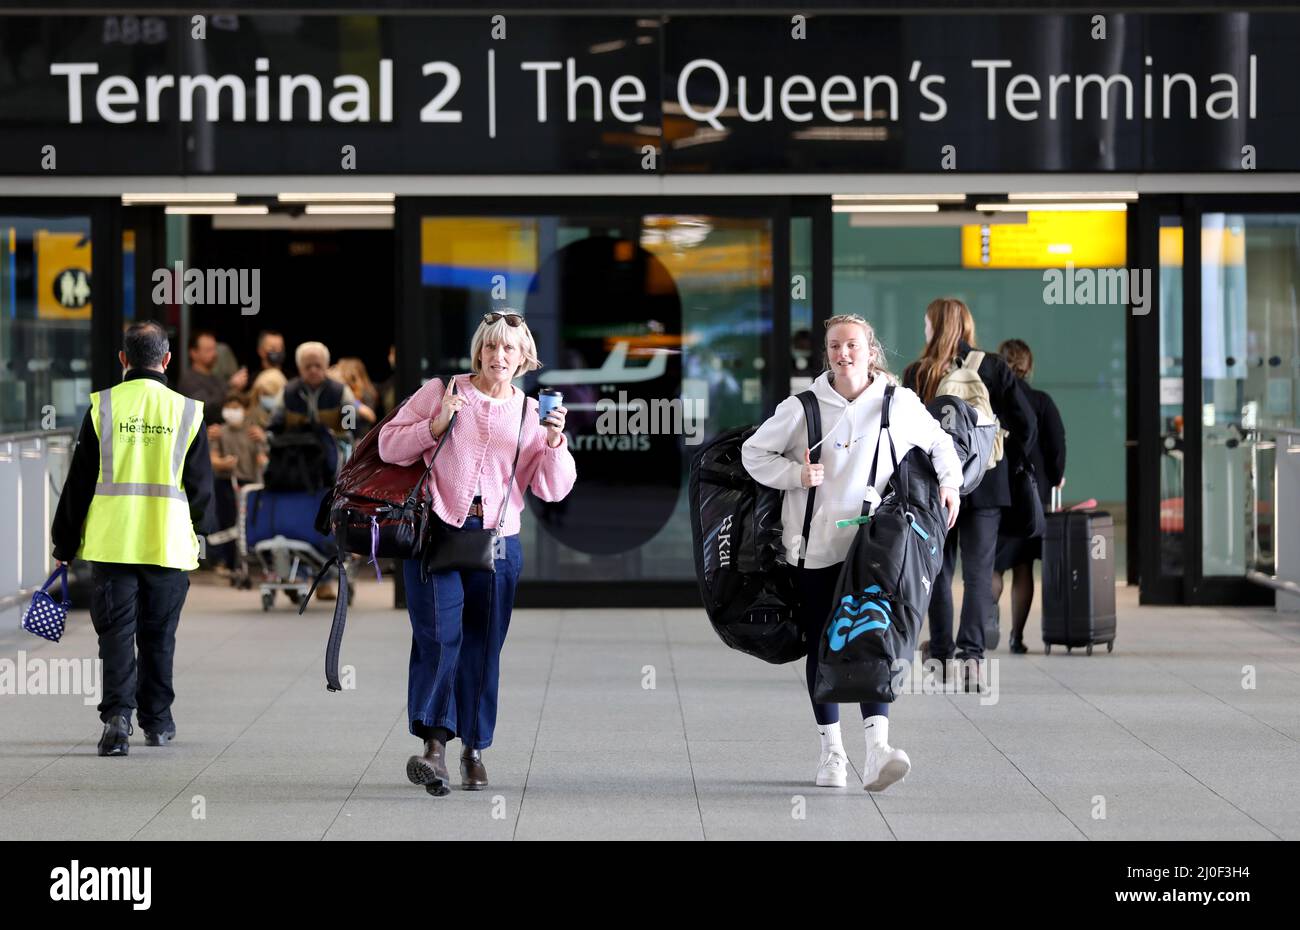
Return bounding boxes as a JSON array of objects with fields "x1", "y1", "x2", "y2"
[
  {"x1": 903, "y1": 298, "x2": 1036, "y2": 679},
  {"x1": 992, "y1": 339, "x2": 1066, "y2": 653}
]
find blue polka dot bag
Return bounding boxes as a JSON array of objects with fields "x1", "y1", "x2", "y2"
[{"x1": 21, "y1": 565, "x2": 69, "y2": 643}]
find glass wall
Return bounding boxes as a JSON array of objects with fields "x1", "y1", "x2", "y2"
[
  {"x1": 1158, "y1": 219, "x2": 1186, "y2": 577},
  {"x1": 0, "y1": 215, "x2": 94, "y2": 434},
  {"x1": 832, "y1": 209, "x2": 1129, "y2": 574},
  {"x1": 416, "y1": 212, "x2": 774, "y2": 583},
  {"x1": 1200, "y1": 214, "x2": 1300, "y2": 579}
]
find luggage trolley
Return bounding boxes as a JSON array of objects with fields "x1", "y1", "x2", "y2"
[{"x1": 237, "y1": 483, "x2": 357, "y2": 611}]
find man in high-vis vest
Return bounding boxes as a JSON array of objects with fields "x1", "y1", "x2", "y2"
[{"x1": 51, "y1": 321, "x2": 214, "y2": 757}]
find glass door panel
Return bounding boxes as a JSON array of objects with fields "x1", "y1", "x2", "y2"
[
  {"x1": 1200, "y1": 213, "x2": 1300, "y2": 579},
  {"x1": 416, "y1": 211, "x2": 773, "y2": 583},
  {"x1": 1158, "y1": 218, "x2": 1185, "y2": 576},
  {"x1": 0, "y1": 215, "x2": 94, "y2": 434}
]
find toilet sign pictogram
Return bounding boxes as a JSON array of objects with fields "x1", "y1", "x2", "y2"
[{"x1": 53, "y1": 268, "x2": 91, "y2": 309}]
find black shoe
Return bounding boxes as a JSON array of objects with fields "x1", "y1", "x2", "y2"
[
  {"x1": 144, "y1": 726, "x2": 176, "y2": 746},
  {"x1": 960, "y1": 659, "x2": 985, "y2": 694},
  {"x1": 1008, "y1": 635, "x2": 1029, "y2": 655},
  {"x1": 97, "y1": 713, "x2": 132, "y2": 757}
]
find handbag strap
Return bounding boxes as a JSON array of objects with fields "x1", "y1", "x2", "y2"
[
  {"x1": 795, "y1": 390, "x2": 822, "y2": 569},
  {"x1": 865, "y1": 384, "x2": 901, "y2": 514},
  {"x1": 405, "y1": 377, "x2": 461, "y2": 508},
  {"x1": 491, "y1": 398, "x2": 530, "y2": 536},
  {"x1": 43, "y1": 565, "x2": 69, "y2": 606}
]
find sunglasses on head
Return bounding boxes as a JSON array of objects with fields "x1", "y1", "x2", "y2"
[{"x1": 483, "y1": 312, "x2": 524, "y2": 327}]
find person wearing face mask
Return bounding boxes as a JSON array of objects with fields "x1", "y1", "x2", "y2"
[
  {"x1": 742, "y1": 314, "x2": 962, "y2": 793},
  {"x1": 208, "y1": 395, "x2": 268, "y2": 573},
  {"x1": 249, "y1": 367, "x2": 287, "y2": 429},
  {"x1": 257, "y1": 330, "x2": 286, "y2": 373},
  {"x1": 213, "y1": 394, "x2": 269, "y2": 486}
]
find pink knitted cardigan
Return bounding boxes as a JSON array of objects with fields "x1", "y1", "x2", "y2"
[{"x1": 377, "y1": 374, "x2": 577, "y2": 535}]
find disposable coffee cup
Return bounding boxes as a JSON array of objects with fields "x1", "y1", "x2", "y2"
[{"x1": 538, "y1": 388, "x2": 563, "y2": 426}]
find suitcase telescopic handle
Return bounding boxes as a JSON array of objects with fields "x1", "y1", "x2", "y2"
[{"x1": 1050, "y1": 484, "x2": 1063, "y2": 514}]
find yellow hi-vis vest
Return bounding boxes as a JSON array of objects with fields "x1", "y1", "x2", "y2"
[{"x1": 78, "y1": 378, "x2": 203, "y2": 570}]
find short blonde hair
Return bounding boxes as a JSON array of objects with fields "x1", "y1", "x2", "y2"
[
  {"x1": 470, "y1": 310, "x2": 542, "y2": 379},
  {"x1": 295, "y1": 341, "x2": 330, "y2": 370}
]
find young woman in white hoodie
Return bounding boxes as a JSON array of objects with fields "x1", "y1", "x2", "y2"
[{"x1": 742, "y1": 314, "x2": 963, "y2": 792}]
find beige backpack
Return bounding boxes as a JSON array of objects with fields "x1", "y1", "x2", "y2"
[{"x1": 934, "y1": 350, "x2": 1004, "y2": 469}]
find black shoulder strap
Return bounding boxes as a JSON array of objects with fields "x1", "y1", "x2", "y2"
[
  {"x1": 405, "y1": 376, "x2": 457, "y2": 507},
  {"x1": 796, "y1": 391, "x2": 822, "y2": 569},
  {"x1": 867, "y1": 384, "x2": 898, "y2": 492}
]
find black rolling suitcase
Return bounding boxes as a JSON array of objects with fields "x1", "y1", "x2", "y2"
[{"x1": 1041, "y1": 487, "x2": 1116, "y2": 655}]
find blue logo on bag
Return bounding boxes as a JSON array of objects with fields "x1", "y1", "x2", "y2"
[{"x1": 827, "y1": 585, "x2": 892, "y2": 652}]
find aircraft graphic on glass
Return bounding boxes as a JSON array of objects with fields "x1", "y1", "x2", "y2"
[{"x1": 537, "y1": 341, "x2": 668, "y2": 387}]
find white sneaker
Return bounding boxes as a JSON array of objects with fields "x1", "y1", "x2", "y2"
[
  {"x1": 862, "y1": 743, "x2": 911, "y2": 792},
  {"x1": 815, "y1": 750, "x2": 848, "y2": 788}
]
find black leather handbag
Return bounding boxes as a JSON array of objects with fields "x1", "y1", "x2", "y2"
[
  {"x1": 1003, "y1": 457, "x2": 1046, "y2": 540},
  {"x1": 420, "y1": 391, "x2": 529, "y2": 575}
]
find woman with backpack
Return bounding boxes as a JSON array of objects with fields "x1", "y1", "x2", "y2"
[
  {"x1": 378, "y1": 311, "x2": 577, "y2": 796},
  {"x1": 742, "y1": 314, "x2": 962, "y2": 793},
  {"x1": 992, "y1": 339, "x2": 1067, "y2": 654},
  {"x1": 903, "y1": 298, "x2": 1036, "y2": 683}
]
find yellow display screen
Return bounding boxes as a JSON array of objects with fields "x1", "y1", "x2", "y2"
[{"x1": 961, "y1": 211, "x2": 1127, "y2": 269}]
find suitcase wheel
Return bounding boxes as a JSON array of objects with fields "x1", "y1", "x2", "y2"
[
  {"x1": 1044, "y1": 643, "x2": 1052, "y2": 655},
  {"x1": 1107, "y1": 640, "x2": 1115, "y2": 653},
  {"x1": 1067, "y1": 645, "x2": 1073, "y2": 653},
  {"x1": 261, "y1": 591, "x2": 274, "y2": 612},
  {"x1": 1086, "y1": 644, "x2": 1093, "y2": 656}
]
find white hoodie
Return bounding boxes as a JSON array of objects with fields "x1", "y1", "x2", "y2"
[{"x1": 741, "y1": 371, "x2": 962, "y2": 570}]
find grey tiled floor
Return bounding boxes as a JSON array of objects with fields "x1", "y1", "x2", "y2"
[{"x1": 1, "y1": 577, "x2": 1297, "y2": 840}]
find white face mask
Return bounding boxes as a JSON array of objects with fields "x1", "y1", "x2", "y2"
[
  {"x1": 260, "y1": 395, "x2": 277, "y2": 411},
  {"x1": 222, "y1": 407, "x2": 245, "y2": 427}
]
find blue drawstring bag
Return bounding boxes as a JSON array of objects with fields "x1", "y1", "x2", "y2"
[{"x1": 21, "y1": 565, "x2": 69, "y2": 643}]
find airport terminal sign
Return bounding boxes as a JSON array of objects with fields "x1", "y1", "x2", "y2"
[{"x1": 1, "y1": 12, "x2": 1298, "y2": 173}]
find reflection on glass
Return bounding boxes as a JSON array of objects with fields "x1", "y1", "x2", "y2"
[
  {"x1": 0, "y1": 216, "x2": 94, "y2": 434},
  {"x1": 1201, "y1": 214, "x2": 1300, "y2": 578},
  {"x1": 1158, "y1": 219, "x2": 1185, "y2": 576},
  {"x1": 832, "y1": 210, "x2": 1128, "y2": 576},
  {"x1": 418, "y1": 214, "x2": 772, "y2": 582},
  {"x1": 791, "y1": 216, "x2": 814, "y2": 391}
]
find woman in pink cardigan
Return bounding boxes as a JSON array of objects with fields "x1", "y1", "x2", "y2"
[{"x1": 379, "y1": 311, "x2": 576, "y2": 796}]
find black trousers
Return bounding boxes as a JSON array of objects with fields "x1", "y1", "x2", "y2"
[
  {"x1": 89, "y1": 562, "x2": 189, "y2": 731},
  {"x1": 927, "y1": 505, "x2": 1001, "y2": 661}
]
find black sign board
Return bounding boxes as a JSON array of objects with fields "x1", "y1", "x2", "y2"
[{"x1": 0, "y1": 12, "x2": 1297, "y2": 174}]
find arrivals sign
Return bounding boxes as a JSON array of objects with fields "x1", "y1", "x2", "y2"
[{"x1": 0, "y1": 12, "x2": 1297, "y2": 173}]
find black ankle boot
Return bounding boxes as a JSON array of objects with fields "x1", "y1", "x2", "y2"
[
  {"x1": 97, "y1": 713, "x2": 132, "y2": 757},
  {"x1": 406, "y1": 738, "x2": 450, "y2": 796}
]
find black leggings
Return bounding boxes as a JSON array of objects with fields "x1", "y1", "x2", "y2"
[{"x1": 795, "y1": 563, "x2": 890, "y2": 726}]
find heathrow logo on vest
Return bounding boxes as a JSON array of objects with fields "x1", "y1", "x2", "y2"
[
  {"x1": 118, "y1": 414, "x2": 175, "y2": 449},
  {"x1": 119, "y1": 414, "x2": 175, "y2": 439},
  {"x1": 49, "y1": 860, "x2": 151, "y2": 910}
]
